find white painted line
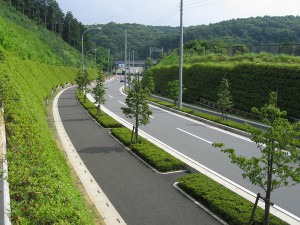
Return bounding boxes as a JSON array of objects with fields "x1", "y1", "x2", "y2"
[
  {"x1": 149, "y1": 103, "x2": 253, "y2": 143},
  {"x1": 177, "y1": 128, "x2": 212, "y2": 144},
  {"x1": 118, "y1": 101, "x2": 126, "y2": 106},
  {"x1": 93, "y1": 94, "x2": 300, "y2": 225},
  {"x1": 150, "y1": 115, "x2": 154, "y2": 119},
  {"x1": 109, "y1": 95, "x2": 114, "y2": 99},
  {"x1": 54, "y1": 88, "x2": 126, "y2": 225}
]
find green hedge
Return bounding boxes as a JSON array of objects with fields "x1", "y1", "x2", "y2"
[
  {"x1": 111, "y1": 127, "x2": 185, "y2": 172},
  {"x1": 144, "y1": 62, "x2": 300, "y2": 118},
  {"x1": 178, "y1": 174, "x2": 288, "y2": 225},
  {"x1": 77, "y1": 92, "x2": 123, "y2": 128}
]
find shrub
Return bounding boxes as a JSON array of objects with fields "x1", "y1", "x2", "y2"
[{"x1": 178, "y1": 174, "x2": 288, "y2": 225}]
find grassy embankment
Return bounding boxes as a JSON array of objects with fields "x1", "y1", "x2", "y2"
[{"x1": 0, "y1": 1, "x2": 101, "y2": 224}]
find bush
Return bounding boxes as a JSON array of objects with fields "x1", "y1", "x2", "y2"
[
  {"x1": 111, "y1": 127, "x2": 185, "y2": 172},
  {"x1": 178, "y1": 174, "x2": 288, "y2": 225},
  {"x1": 77, "y1": 91, "x2": 123, "y2": 128}
]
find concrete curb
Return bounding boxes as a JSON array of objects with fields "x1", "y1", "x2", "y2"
[
  {"x1": 1, "y1": 108, "x2": 11, "y2": 225},
  {"x1": 91, "y1": 88, "x2": 300, "y2": 225},
  {"x1": 173, "y1": 182, "x2": 228, "y2": 225},
  {"x1": 53, "y1": 87, "x2": 126, "y2": 225}
]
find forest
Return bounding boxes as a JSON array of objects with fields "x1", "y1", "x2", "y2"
[{"x1": 4, "y1": 0, "x2": 300, "y2": 61}]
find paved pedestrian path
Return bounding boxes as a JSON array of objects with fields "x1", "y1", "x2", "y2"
[{"x1": 58, "y1": 87, "x2": 223, "y2": 225}]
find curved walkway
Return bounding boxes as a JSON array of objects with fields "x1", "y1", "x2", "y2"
[{"x1": 56, "y1": 87, "x2": 224, "y2": 225}]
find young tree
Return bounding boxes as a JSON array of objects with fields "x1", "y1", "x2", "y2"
[
  {"x1": 217, "y1": 78, "x2": 233, "y2": 120},
  {"x1": 213, "y1": 92, "x2": 300, "y2": 225},
  {"x1": 92, "y1": 71, "x2": 106, "y2": 114},
  {"x1": 167, "y1": 80, "x2": 186, "y2": 105},
  {"x1": 75, "y1": 70, "x2": 90, "y2": 103},
  {"x1": 121, "y1": 77, "x2": 152, "y2": 143}
]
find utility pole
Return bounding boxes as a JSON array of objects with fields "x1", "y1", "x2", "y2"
[
  {"x1": 178, "y1": 0, "x2": 183, "y2": 110},
  {"x1": 133, "y1": 50, "x2": 135, "y2": 76},
  {"x1": 107, "y1": 48, "x2": 110, "y2": 74},
  {"x1": 124, "y1": 29, "x2": 127, "y2": 88}
]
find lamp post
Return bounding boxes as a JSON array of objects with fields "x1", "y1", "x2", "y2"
[
  {"x1": 81, "y1": 27, "x2": 101, "y2": 74},
  {"x1": 85, "y1": 49, "x2": 97, "y2": 72}
]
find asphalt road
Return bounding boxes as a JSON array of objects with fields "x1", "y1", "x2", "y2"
[
  {"x1": 102, "y1": 77, "x2": 300, "y2": 220},
  {"x1": 58, "y1": 87, "x2": 223, "y2": 225}
]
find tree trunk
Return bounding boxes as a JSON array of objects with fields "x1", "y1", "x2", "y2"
[
  {"x1": 83, "y1": 93, "x2": 86, "y2": 103},
  {"x1": 264, "y1": 154, "x2": 273, "y2": 225},
  {"x1": 135, "y1": 122, "x2": 138, "y2": 143}
]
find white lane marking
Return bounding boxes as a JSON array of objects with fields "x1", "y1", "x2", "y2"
[
  {"x1": 118, "y1": 101, "x2": 126, "y2": 106},
  {"x1": 109, "y1": 95, "x2": 114, "y2": 99},
  {"x1": 149, "y1": 104, "x2": 253, "y2": 143},
  {"x1": 177, "y1": 128, "x2": 213, "y2": 144},
  {"x1": 150, "y1": 115, "x2": 154, "y2": 119}
]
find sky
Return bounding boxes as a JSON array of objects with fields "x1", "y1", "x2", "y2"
[{"x1": 55, "y1": 0, "x2": 300, "y2": 27}]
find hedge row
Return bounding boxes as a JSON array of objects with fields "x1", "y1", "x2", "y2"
[
  {"x1": 178, "y1": 174, "x2": 288, "y2": 225},
  {"x1": 77, "y1": 92, "x2": 123, "y2": 128},
  {"x1": 143, "y1": 63, "x2": 300, "y2": 118},
  {"x1": 76, "y1": 91, "x2": 185, "y2": 172},
  {"x1": 111, "y1": 127, "x2": 185, "y2": 172},
  {"x1": 1, "y1": 58, "x2": 98, "y2": 224}
]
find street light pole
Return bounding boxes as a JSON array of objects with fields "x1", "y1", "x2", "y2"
[
  {"x1": 178, "y1": 0, "x2": 183, "y2": 110},
  {"x1": 81, "y1": 27, "x2": 101, "y2": 74}
]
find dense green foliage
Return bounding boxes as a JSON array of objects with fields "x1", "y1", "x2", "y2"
[
  {"x1": 111, "y1": 127, "x2": 185, "y2": 172},
  {"x1": 89, "y1": 16, "x2": 300, "y2": 60},
  {"x1": 178, "y1": 174, "x2": 288, "y2": 225},
  {"x1": 0, "y1": 4, "x2": 99, "y2": 223},
  {"x1": 143, "y1": 62, "x2": 300, "y2": 119},
  {"x1": 0, "y1": 0, "x2": 82, "y2": 66},
  {"x1": 2, "y1": 0, "x2": 86, "y2": 52},
  {"x1": 0, "y1": 58, "x2": 96, "y2": 224},
  {"x1": 77, "y1": 91, "x2": 123, "y2": 128}
]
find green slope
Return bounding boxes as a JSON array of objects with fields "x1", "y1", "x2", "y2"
[{"x1": 0, "y1": 1, "x2": 98, "y2": 224}]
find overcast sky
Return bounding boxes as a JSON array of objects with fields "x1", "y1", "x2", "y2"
[{"x1": 55, "y1": 0, "x2": 300, "y2": 27}]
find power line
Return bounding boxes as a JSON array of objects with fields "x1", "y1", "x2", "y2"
[
  {"x1": 184, "y1": 0, "x2": 228, "y2": 10},
  {"x1": 98, "y1": 0, "x2": 161, "y2": 24},
  {"x1": 153, "y1": 6, "x2": 179, "y2": 26}
]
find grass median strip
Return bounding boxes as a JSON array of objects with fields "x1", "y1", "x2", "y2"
[
  {"x1": 77, "y1": 90, "x2": 288, "y2": 224},
  {"x1": 177, "y1": 173, "x2": 288, "y2": 225},
  {"x1": 77, "y1": 91, "x2": 185, "y2": 173}
]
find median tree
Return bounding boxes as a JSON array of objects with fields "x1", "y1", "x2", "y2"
[
  {"x1": 167, "y1": 80, "x2": 186, "y2": 105},
  {"x1": 217, "y1": 78, "x2": 233, "y2": 120},
  {"x1": 92, "y1": 70, "x2": 106, "y2": 114},
  {"x1": 213, "y1": 92, "x2": 300, "y2": 225},
  {"x1": 121, "y1": 76, "x2": 152, "y2": 143},
  {"x1": 75, "y1": 70, "x2": 90, "y2": 103}
]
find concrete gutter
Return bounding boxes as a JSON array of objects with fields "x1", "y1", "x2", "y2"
[
  {"x1": 1, "y1": 108, "x2": 11, "y2": 225},
  {"x1": 53, "y1": 87, "x2": 126, "y2": 225}
]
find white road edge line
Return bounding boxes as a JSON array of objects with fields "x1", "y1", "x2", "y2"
[
  {"x1": 177, "y1": 128, "x2": 212, "y2": 144},
  {"x1": 118, "y1": 101, "x2": 126, "y2": 106},
  {"x1": 109, "y1": 95, "x2": 114, "y2": 99},
  {"x1": 92, "y1": 90, "x2": 300, "y2": 225},
  {"x1": 150, "y1": 103, "x2": 254, "y2": 143},
  {"x1": 54, "y1": 88, "x2": 127, "y2": 225}
]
